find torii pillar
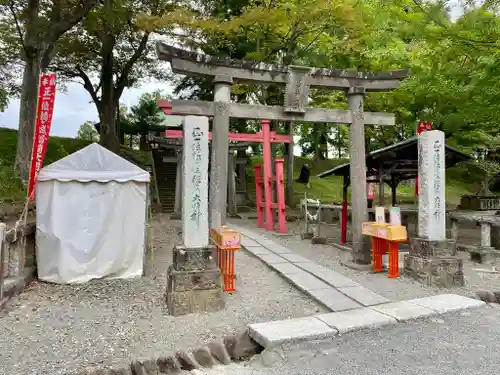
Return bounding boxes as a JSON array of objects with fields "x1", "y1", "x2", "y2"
[
  {"x1": 347, "y1": 87, "x2": 371, "y2": 264},
  {"x1": 210, "y1": 75, "x2": 233, "y2": 228}
]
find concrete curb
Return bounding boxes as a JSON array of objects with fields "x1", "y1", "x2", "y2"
[
  {"x1": 247, "y1": 294, "x2": 486, "y2": 349},
  {"x1": 74, "y1": 331, "x2": 264, "y2": 374},
  {"x1": 476, "y1": 290, "x2": 500, "y2": 304}
]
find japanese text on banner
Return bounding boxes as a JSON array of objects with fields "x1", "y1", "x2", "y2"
[{"x1": 28, "y1": 75, "x2": 57, "y2": 200}]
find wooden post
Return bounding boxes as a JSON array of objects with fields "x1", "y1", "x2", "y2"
[
  {"x1": 254, "y1": 164, "x2": 264, "y2": 228},
  {"x1": 391, "y1": 174, "x2": 398, "y2": 206},
  {"x1": 275, "y1": 158, "x2": 287, "y2": 233},
  {"x1": 285, "y1": 121, "x2": 295, "y2": 208},
  {"x1": 311, "y1": 201, "x2": 327, "y2": 244},
  {"x1": 303, "y1": 193, "x2": 309, "y2": 236},
  {"x1": 341, "y1": 176, "x2": 349, "y2": 244},
  {"x1": 261, "y1": 120, "x2": 274, "y2": 231}
]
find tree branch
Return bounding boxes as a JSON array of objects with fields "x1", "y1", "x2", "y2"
[
  {"x1": 115, "y1": 32, "x2": 151, "y2": 97},
  {"x1": 45, "y1": 0, "x2": 99, "y2": 45},
  {"x1": 76, "y1": 66, "x2": 100, "y2": 108},
  {"x1": 7, "y1": 0, "x2": 26, "y2": 50}
]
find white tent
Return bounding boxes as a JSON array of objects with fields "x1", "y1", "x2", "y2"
[{"x1": 36, "y1": 143, "x2": 150, "y2": 284}]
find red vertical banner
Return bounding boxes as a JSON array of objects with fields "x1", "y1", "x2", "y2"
[
  {"x1": 28, "y1": 74, "x2": 57, "y2": 200},
  {"x1": 415, "y1": 121, "x2": 433, "y2": 196}
]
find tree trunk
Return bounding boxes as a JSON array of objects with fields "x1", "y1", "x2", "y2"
[
  {"x1": 14, "y1": 0, "x2": 42, "y2": 182},
  {"x1": 116, "y1": 100, "x2": 125, "y2": 145},
  {"x1": 139, "y1": 134, "x2": 148, "y2": 150},
  {"x1": 314, "y1": 125, "x2": 322, "y2": 163},
  {"x1": 98, "y1": 0, "x2": 119, "y2": 153},
  {"x1": 15, "y1": 54, "x2": 42, "y2": 182},
  {"x1": 99, "y1": 93, "x2": 119, "y2": 152}
]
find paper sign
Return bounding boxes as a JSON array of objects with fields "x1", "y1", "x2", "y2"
[
  {"x1": 390, "y1": 206, "x2": 401, "y2": 226},
  {"x1": 375, "y1": 206, "x2": 385, "y2": 223},
  {"x1": 367, "y1": 180, "x2": 376, "y2": 200}
]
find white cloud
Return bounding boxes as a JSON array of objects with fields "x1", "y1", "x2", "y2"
[{"x1": 0, "y1": 80, "x2": 174, "y2": 138}]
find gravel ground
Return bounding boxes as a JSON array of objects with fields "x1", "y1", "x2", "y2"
[
  {"x1": 0, "y1": 214, "x2": 325, "y2": 375},
  {"x1": 193, "y1": 305, "x2": 500, "y2": 375},
  {"x1": 234, "y1": 219, "x2": 500, "y2": 300}
]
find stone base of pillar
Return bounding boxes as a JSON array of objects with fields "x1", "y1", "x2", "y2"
[
  {"x1": 470, "y1": 246, "x2": 500, "y2": 265},
  {"x1": 311, "y1": 236, "x2": 327, "y2": 245},
  {"x1": 301, "y1": 233, "x2": 313, "y2": 240},
  {"x1": 349, "y1": 239, "x2": 372, "y2": 266},
  {"x1": 170, "y1": 212, "x2": 181, "y2": 220},
  {"x1": 404, "y1": 238, "x2": 464, "y2": 288},
  {"x1": 166, "y1": 245, "x2": 225, "y2": 316}
]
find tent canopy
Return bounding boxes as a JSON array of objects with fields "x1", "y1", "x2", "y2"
[
  {"x1": 36, "y1": 143, "x2": 149, "y2": 284},
  {"x1": 38, "y1": 143, "x2": 150, "y2": 183}
]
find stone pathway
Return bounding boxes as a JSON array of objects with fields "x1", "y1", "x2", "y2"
[
  {"x1": 233, "y1": 224, "x2": 390, "y2": 312},
  {"x1": 231, "y1": 224, "x2": 486, "y2": 349}
]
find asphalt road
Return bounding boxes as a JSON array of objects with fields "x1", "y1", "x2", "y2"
[{"x1": 197, "y1": 305, "x2": 500, "y2": 375}]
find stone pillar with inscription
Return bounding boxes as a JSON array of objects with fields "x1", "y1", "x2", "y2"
[
  {"x1": 405, "y1": 130, "x2": 464, "y2": 287},
  {"x1": 166, "y1": 116, "x2": 225, "y2": 316}
]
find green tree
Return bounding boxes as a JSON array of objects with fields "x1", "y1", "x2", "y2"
[
  {"x1": 77, "y1": 121, "x2": 100, "y2": 142},
  {"x1": 49, "y1": 0, "x2": 189, "y2": 153},
  {"x1": 0, "y1": 0, "x2": 99, "y2": 180},
  {"x1": 124, "y1": 91, "x2": 168, "y2": 150}
]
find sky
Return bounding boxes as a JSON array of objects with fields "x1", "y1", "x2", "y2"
[
  {"x1": 0, "y1": 79, "x2": 174, "y2": 138},
  {"x1": 0, "y1": 1, "x2": 465, "y2": 139}
]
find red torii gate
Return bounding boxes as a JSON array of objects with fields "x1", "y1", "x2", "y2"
[{"x1": 157, "y1": 100, "x2": 292, "y2": 233}]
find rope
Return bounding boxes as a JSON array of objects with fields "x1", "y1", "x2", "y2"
[
  {"x1": 5, "y1": 199, "x2": 30, "y2": 242},
  {"x1": 306, "y1": 211, "x2": 318, "y2": 221},
  {"x1": 304, "y1": 198, "x2": 321, "y2": 221},
  {"x1": 305, "y1": 198, "x2": 320, "y2": 205}
]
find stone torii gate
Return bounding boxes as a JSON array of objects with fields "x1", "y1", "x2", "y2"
[{"x1": 156, "y1": 42, "x2": 408, "y2": 265}]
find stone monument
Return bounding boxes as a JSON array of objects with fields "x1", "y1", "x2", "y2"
[
  {"x1": 166, "y1": 116, "x2": 225, "y2": 316},
  {"x1": 405, "y1": 130, "x2": 464, "y2": 287}
]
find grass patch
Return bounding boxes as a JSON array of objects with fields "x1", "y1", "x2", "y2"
[{"x1": 0, "y1": 127, "x2": 153, "y2": 202}]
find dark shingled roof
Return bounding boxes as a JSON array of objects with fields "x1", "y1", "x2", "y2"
[{"x1": 317, "y1": 136, "x2": 472, "y2": 181}]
